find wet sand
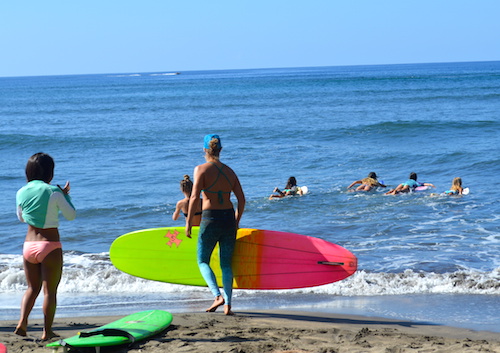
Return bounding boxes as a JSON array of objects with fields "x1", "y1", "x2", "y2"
[{"x1": 1, "y1": 310, "x2": 499, "y2": 353}]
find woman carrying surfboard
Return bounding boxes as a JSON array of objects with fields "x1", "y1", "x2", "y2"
[{"x1": 186, "y1": 134, "x2": 245, "y2": 316}]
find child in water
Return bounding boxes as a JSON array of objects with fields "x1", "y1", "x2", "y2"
[
  {"x1": 443, "y1": 177, "x2": 465, "y2": 195},
  {"x1": 347, "y1": 172, "x2": 386, "y2": 192},
  {"x1": 269, "y1": 177, "x2": 304, "y2": 199},
  {"x1": 173, "y1": 175, "x2": 202, "y2": 226},
  {"x1": 385, "y1": 172, "x2": 435, "y2": 195}
]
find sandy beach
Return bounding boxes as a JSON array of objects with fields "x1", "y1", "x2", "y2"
[{"x1": 1, "y1": 310, "x2": 499, "y2": 353}]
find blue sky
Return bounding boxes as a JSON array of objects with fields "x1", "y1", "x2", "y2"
[{"x1": 1, "y1": 1, "x2": 499, "y2": 77}]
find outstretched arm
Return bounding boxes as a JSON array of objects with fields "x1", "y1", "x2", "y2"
[{"x1": 347, "y1": 180, "x2": 362, "y2": 189}]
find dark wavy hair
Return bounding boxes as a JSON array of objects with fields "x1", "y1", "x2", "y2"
[
  {"x1": 285, "y1": 177, "x2": 297, "y2": 189},
  {"x1": 25, "y1": 152, "x2": 54, "y2": 183}
]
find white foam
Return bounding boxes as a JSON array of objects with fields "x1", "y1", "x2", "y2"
[
  {"x1": 149, "y1": 73, "x2": 180, "y2": 76},
  {"x1": 2, "y1": 253, "x2": 498, "y2": 299},
  {"x1": 107, "y1": 74, "x2": 142, "y2": 77},
  {"x1": 318, "y1": 269, "x2": 500, "y2": 296}
]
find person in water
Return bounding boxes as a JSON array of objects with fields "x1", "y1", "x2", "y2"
[
  {"x1": 347, "y1": 172, "x2": 386, "y2": 191},
  {"x1": 269, "y1": 176, "x2": 304, "y2": 199},
  {"x1": 443, "y1": 177, "x2": 464, "y2": 195},
  {"x1": 186, "y1": 134, "x2": 245, "y2": 316},
  {"x1": 15, "y1": 153, "x2": 76, "y2": 340},
  {"x1": 172, "y1": 175, "x2": 202, "y2": 226},
  {"x1": 385, "y1": 172, "x2": 435, "y2": 195}
]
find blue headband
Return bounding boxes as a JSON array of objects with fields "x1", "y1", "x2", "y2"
[{"x1": 204, "y1": 134, "x2": 222, "y2": 149}]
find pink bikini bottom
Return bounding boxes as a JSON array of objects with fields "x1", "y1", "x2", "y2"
[{"x1": 23, "y1": 241, "x2": 62, "y2": 264}]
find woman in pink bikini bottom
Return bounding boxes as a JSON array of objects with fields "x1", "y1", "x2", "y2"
[
  {"x1": 15, "y1": 153, "x2": 76, "y2": 340},
  {"x1": 23, "y1": 241, "x2": 63, "y2": 264}
]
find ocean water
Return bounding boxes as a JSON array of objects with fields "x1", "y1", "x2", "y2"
[{"x1": 1, "y1": 62, "x2": 499, "y2": 332}]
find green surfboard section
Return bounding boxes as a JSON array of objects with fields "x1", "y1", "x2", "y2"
[{"x1": 46, "y1": 310, "x2": 172, "y2": 349}]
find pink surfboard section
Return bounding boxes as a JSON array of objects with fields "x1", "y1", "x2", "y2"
[{"x1": 234, "y1": 229, "x2": 357, "y2": 289}]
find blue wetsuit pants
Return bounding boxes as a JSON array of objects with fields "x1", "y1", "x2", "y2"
[{"x1": 197, "y1": 209, "x2": 236, "y2": 305}]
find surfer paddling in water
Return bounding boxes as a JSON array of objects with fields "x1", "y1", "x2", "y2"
[
  {"x1": 186, "y1": 134, "x2": 245, "y2": 316},
  {"x1": 347, "y1": 172, "x2": 386, "y2": 192},
  {"x1": 269, "y1": 176, "x2": 304, "y2": 199},
  {"x1": 15, "y1": 153, "x2": 76, "y2": 340},
  {"x1": 385, "y1": 172, "x2": 435, "y2": 195},
  {"x1": 443, "y1": 177, "x2": 466, "y2": 195}
]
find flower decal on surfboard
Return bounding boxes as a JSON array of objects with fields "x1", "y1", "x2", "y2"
[{"x1": 164, "y1": 230, "x2": 182, "y2": 248}]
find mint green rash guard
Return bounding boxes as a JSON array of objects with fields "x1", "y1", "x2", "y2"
[{"x1": 16, "y1": 180, "x2": 76, "y2": 229}]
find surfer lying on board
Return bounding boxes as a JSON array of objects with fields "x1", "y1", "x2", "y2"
[
  {"x1": 186, "y1": 134, "x2": 245, "y2": 316},
  {"x1": 269, "y1": 176, "x2": 304, "y2": 199},
  {"x1": 15, "y1": 153, "x2": 76, "y2": 340},
  {"x1": 443, "y1": 177, "x2": 465, "y2": 195},
  {"x1": 173, "y1": 175, "x2": 202, "y2": 226},
  {"x1": 385, "y1": 172, "x2": 435, "y2": 195},
  {"x1": 347, "y1": 172, "x2": 386, "y2": 192}
]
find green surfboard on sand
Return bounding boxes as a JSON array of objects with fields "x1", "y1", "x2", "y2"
[{"x1": 46, "y1": 310, "x2": 173, "y2": 352}]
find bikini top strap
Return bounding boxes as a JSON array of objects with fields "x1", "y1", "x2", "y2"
[
  {"x1": 214, "y1": 162, "x2": 233, "y2": 187},
  {"x1": 202, "y1": 162, "x2": 233, "y2": 204},
  {"x1": 202, "y1": 162, "x2": 221, "y2": 192}
]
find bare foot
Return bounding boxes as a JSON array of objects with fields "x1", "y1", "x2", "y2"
[
  {"x1": 14, "y1": 326, "x2": 27, "y2": 337},
  {"x1": 206, "y1": 296, "x2": 225, "y2": 312},
  {"x1": 42, "y1": 331, "x2": 60, "y2": 341},
  {"x1": 224, "y1": 305, "x2": 234, "y2": 316}
]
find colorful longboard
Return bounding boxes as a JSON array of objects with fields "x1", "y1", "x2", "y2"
[
  {"x1": 110, "y1": 227, "x2": 357, "y2": 290},
  {"x1": 46, "y1": 310, "x2": 172, "y2": 353}
]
